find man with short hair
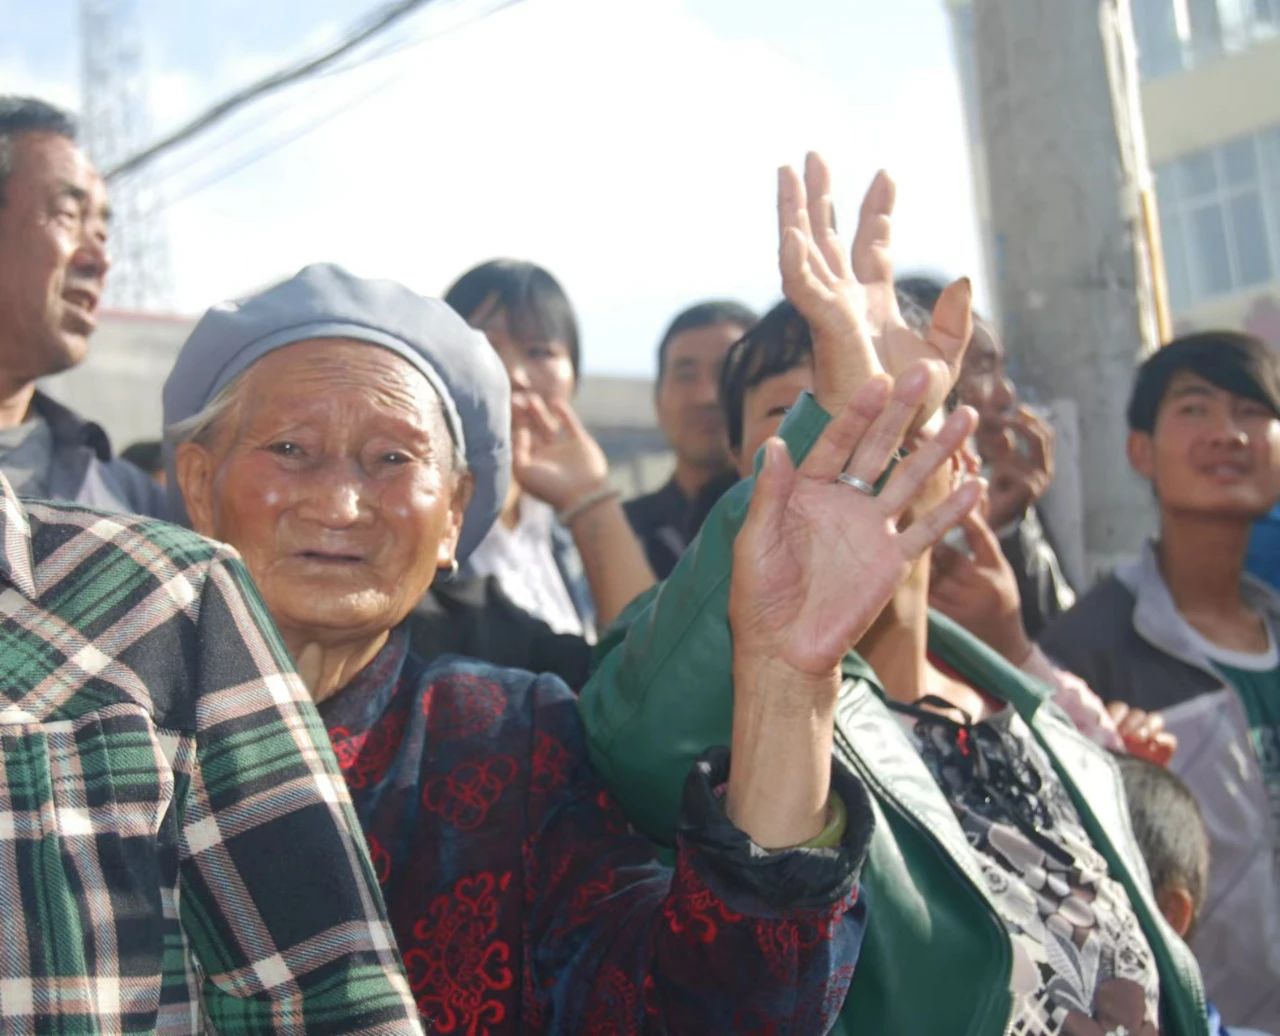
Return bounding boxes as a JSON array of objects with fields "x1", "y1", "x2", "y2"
[
  {"x1": 1041, "y1": 331, "x2": 1280, "y2": 1029},
  {"x1": 0, "y1": 95, "x2": 163, "y2": 515},
  {"x1": 624, "y1": 299, "x2": 756, "y2": 577}
]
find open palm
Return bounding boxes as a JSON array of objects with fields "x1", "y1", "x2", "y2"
[
  {"x1": 730, "y1": 372, "x2": 981, "y2": 679},
  {"x1": 778, "y1": 153, "x2": 973, "y2": 428}
]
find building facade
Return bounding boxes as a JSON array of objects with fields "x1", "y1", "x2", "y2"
[
  {"x1": 1135, "y1": 0, "x2": 1280, "y2": 343},
  {"x1": 947, "y1": 0, "x2": 1280, "y2": 347}
]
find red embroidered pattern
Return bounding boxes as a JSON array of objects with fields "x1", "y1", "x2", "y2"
[
  {"x1": 425, "y1": 674, "x2": 507, "y2": 741},
  {"x1": 422, "y1": 756, "x2": 518, "y2": 831},
  {"x1": 753, "y1": 895, "x2": 852, "y2": 980},
  {"x1": 593, "y1": 788, "x2": 630, "y2": 835},
  {"x1": 566, "y1": 871, "x2": 622, "y2": 929},
  {"x1": 529, "y1": 730, "x2": 570, "y2": 797},
  {"x1": 403, "y1": 871, "x2": 514, "y2": 1034},
  {"x1": 328, "y1": 705, "x2": 409, "y2": 790},
  {"x1": 583, "y1": 964, "x2": 641, "y2": 1035},
  {"x1": 664, "y1": 852, "x2": 743, "y2": 943}
]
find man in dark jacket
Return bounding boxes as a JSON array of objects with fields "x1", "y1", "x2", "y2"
[
  {"x1": 624, "y1": 299, "x2": 756, "y2": 577},
  {"x1": 0, "y1": 95, "x2": 164, "y2": 516}
]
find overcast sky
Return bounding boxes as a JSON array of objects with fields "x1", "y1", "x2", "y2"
[{"x1": 2, "y1": 0, "x2": 986, "y2": 376}]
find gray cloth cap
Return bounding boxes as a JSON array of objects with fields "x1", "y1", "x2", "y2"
[{"x1": 162, "y1": 262, "x2": 511, "y2": 563}]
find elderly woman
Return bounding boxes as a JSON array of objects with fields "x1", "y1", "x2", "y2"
[{"x1": 160, "y1": 263, "x2": 981, "y2": 1033}]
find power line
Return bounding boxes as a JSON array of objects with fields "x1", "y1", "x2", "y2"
[
  {"x1": 106, "y1": 0, "x2": 435, "y2": 181},
  {"x1": 160, "y1": 69, "x2": 402, "y2": 207},
  {"x1": 142, "y1": 0, "x2": 526, "y2": 209}
]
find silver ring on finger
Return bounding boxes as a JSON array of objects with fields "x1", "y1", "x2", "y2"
[{"x1": 836, "y1": 472, "x2": 877, "y2": 496}]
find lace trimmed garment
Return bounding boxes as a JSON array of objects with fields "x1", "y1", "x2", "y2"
[{"x1": 898, "y1": 698, "x2": 1162, "y2": 1036}]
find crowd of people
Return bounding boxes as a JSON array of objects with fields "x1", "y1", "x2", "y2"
[{"x1": 0, "y1": 91, "x2": 1276, "y2": 1035}]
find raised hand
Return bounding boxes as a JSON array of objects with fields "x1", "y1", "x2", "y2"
[
  {"x1": 729, "y1": 364, "x2": 982, "y2": 682},
  {"x1": 778, "y1": 152, "x2": 972, "y2": 429},
  {"x1": 510, "y1": 392, "x2": 608, "y2": 513},
  {"x1": 724, "y1": 365, "x2": 981, "y2": 849}
]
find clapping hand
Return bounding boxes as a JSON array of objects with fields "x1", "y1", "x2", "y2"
[{"x1": 778, "y1": 152, "x2": 972, "y2": 430}]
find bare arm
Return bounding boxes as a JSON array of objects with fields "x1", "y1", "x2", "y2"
[{"x1": 727, "y1": 375, "x2": 982, "y2": 847}]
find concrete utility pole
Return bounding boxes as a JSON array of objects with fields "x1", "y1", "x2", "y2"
[{"x1": 969, "y1": 0, "x2": 1160, "y2": 575}]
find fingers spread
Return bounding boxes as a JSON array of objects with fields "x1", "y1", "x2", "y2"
[
  {"x1": 851, "y1": 169, "x2": 896, "y2": 287},
  {"x1": 804, "y1": 152, "x2": 850, "y2": 281},
  {"x1": 778, "y1": 164, "x2": 835, "y2": 286},
  {"x1": 742, "y1": 437, "x2": 796, "y2": 543},
  {"x1": 777, "y1": 164, "x2": 806, "y2": 246},
  {"x1": 799, "y1": 374, "x2": 891, "y2": 481},
  {"x1": 897, "y1": 479, "x2": 984, "y2": 560},
  {"x1": 874, "y1": 405, "x2": 976, "y2": 515}
]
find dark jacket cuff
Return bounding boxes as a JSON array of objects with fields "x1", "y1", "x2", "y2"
[{"x1": 675, "y1": 746, "x2": 874, "y2": 913}]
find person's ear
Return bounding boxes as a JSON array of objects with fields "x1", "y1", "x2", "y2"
[
  {"x1": 1156, "y1": 884, "x2": 1196, "y2": 940},
  {"x1": 175, "y1": 441, "x2": 218, "y2": 536},
  {"x1": 1127, "y1": 430, "x2": 1155, "y2": 480},
  {"x1": 438, "y1": 470, "x2": 474, "y2": 568}
]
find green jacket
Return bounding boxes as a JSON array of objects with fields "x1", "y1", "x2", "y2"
[{"x1": 581, "y1": 392, "x2": 1208, "y2": 1036}]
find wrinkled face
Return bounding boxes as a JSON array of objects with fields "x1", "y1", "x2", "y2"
[
  {"x1": 177, "y1": 340, "x2": 471, "y2": 649},
  {"x1": 1129, "y1": 370, "x2": 1280, "y2": 520},
  {"x1": 474, "y1": 303, "x2": 575, "y2": 409},
  {"x1": 734, "y1": 361, "x2": 815, "y2": 479},
  {"x1": 0, "y1": 132, "x2": 110, "y2": 382},
  {"x1": 656, "y1": 321, "x2": 744, "y2": 473},
  {"x1": 954, "y1": 323, "x2": 1015, "y2": 459}
]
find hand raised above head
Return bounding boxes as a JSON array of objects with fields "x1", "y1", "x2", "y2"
[
  {"x1": 728, "y1": 365, "x2": 983, "y2": 684},
  {"x1": 778, "y1": 152, "x2": 972, "y2": 430}
]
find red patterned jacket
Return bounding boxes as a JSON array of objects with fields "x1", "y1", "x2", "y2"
[{"x1": 320, "y1": 618, "x2": 871, "y2": 1034}]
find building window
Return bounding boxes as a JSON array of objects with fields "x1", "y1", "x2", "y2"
[
  {"x1": 1156, "y1": 126, "x2": 1280, "y2": 311},
  {"x1": 1133, "y1": 0, "x2": 1278, "y2": 79}
]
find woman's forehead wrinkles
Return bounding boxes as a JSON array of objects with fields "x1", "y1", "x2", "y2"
[{"x1": 244, "y1": 343, "x2": 437, "y2": 413}]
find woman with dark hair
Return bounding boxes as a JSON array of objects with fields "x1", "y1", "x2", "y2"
[{"x1": 445, "y1": 259, "x2": 654, "y2": 640}]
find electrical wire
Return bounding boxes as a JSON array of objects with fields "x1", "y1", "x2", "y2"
[
  {"x1": 106, "y1": 0, "x2": 435, "y2": 180},
  {"x1": 116, "y1": 0, "x2": 526, "y2": 204}
]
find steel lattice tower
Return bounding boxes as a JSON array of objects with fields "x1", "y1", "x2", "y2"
[{"x1": 79, "y1": 0, "x2": 171, "y2": 311}]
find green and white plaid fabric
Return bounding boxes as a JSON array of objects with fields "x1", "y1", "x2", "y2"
[{"x1": 0, "y1": 476, "x2": 421, "y2": 1034}]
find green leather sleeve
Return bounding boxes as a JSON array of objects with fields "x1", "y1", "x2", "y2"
[{"x1": 579, "y1": 393, "x2": 833, "y2": 846}]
